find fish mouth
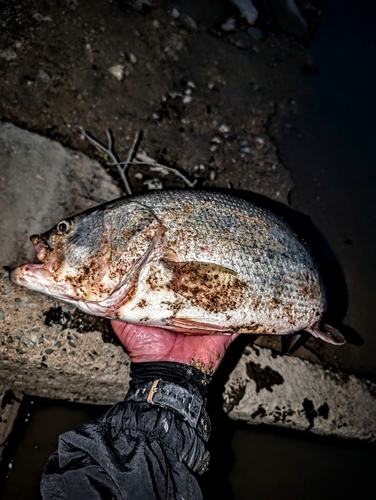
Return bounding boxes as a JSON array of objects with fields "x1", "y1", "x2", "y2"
[
  {"x1": 30, "y1": 234, "x2": 54, "y2": 263},
  {"x1": 9, "y1": 234, "x2": 58, "y2": 291}
]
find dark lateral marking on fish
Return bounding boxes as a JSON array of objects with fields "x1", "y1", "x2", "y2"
[
  {"x1": 230, "y1": 323, "x2": 271, "y2": 334},
  {"x1": 246, "y1": 361, "x2": 284, "y2": 393},
  {"x1": 164, "y1": 260, "x2": 247, "y2": 313}
]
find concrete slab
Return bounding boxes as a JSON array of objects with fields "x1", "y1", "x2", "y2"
[{"x1": 224, "y1": 344, "x2": 376, "y2": 441}]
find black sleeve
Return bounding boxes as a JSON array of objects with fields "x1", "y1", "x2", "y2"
[{"x1": 40, "y1": 362, "x2": 212, "y2": 500}]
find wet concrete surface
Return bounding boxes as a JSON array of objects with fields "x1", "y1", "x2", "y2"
[{"x1": 2, "y1": 0, "x2": 376, "y2": 498}]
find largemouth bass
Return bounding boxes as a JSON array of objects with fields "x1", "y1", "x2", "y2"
[{"x1": 10, "y1": 190, "x2": 345, "y2": 345}]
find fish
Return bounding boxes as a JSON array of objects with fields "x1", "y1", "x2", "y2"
[{"x1": 10, "y1": 190, "x2": 345, "y2": 345}]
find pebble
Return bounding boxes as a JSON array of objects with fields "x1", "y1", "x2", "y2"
[
  {"x1": 182, "y1": 95, "x2": 192, "y2": 104},
  {"x1": 0, "y1": 48, "x2": 17, "y2": 61},
  {"x1": 0, "y1": 309, "x2": 5, "y2": 320},
  {"x1": 230, "y1": 0, "x2": 258, "y2": 25},
  {"x1": 108, "y1": 64, "x2": 124, "y2": 81},
  {"x1": 209, "y1": 171, "x2": 216, "y2": 181},
  {"x1": 21, "y1": 335, "x2": 37, "y2": 348},
  {"x1": 221, "y1": 17, "x2": 236, "y2": 33},
  {"x1": 180, "y1": 14, "x2": 198, "y2": 31},
  {"x1": 219, "y1": 124, "x2": 231, "y2": 134},
  {"x1": 152, "y1": 19, "x2": 160, "y2": 29},
  {"x1": 211, "y1": 136, "x2": 222, "y2": 144},
  {"x1": 143, "y1": 178, "x2": 163, "y2": 190},
  {"x1": 171, "y1": 8, "x2": 180, "y2": 20},
  {"x1": 32, "y1": 12, "x2": 53, "y2": 22},
  {"x1": 247, "y1": 27, "x2": 263, "y2": 40},
  {"x1": 38, "y1": 69, "x2": 51, "y2": 83},
  {"x1": 129, "y1": 53, "x2": 137, "y2": 64}
]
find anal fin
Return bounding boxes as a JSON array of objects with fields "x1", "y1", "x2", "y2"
[{"x1": 281, "y1": 333, "x2": 301, "y2": 353}]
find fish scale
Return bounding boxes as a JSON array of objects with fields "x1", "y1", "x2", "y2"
[{"x1": 120, "y1": 191, "x2": 324, "y2": 331}]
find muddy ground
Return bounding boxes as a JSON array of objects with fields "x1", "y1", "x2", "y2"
[{"x1": 0, "y1": 0, "x2": 309, "y2": 201}]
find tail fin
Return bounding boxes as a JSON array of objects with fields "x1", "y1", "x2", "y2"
[{"x1": 307, "y1": 323, "x2": 346, "y2": 345}]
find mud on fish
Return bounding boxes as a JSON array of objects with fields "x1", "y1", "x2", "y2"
[{"x1": 10, "y1": 190, "x2": 345, "y2": 345}]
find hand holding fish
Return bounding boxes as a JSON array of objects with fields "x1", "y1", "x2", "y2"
[{"x1": 111, "y1": 320, "x2": 238, "y2": 374}]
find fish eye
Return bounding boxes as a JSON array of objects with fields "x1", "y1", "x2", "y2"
[{"x1": 57, "y1": 220, "x2": 71, "y2": 234}]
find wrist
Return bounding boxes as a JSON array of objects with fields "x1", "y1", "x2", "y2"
[{"x1": 129, "y1": 361, "x2": 212, "y2": 400}]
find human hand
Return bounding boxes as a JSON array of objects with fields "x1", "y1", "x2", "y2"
[{"x1": 111, "y1": 320, "x2": 239, "y2": 375}]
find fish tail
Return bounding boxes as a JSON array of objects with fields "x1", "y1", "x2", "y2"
[{"x1": 306, "y1": 323, "x2": 346, "y2": 345}]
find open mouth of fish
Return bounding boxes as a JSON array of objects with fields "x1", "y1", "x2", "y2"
[{"x1": 9, "y1": 234, "x2": 73, "y2": 300}]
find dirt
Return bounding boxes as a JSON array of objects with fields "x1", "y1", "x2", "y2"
[
  {"x1": 43, "y1": 304, "x2": 120, "y2": 344},
  {"x1": 0, "y1": 0, "x2": 311, "y2": 202}
]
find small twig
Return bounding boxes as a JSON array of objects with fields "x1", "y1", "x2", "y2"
[
  {"x1": 124, "y1": 130, "x2": 143, "y2": 173},
  {"x1": 111, "y1": 157, "x2": 197, "y2": 188},
  {"x1": 135, "y1": 153, "x2": 197, "y2": 188},
  {"x1": 83, "y1": 129, "x2": 133, "y2": 195},
  {"x1": 83, "y1": 129, "x2": 197, "y2": 192}
]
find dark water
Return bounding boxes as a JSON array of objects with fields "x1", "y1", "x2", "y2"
[
  {"x1": 2, "y1": 1, "x2": 376, "y2": 499},
  {"x1": 278, "y1": 0, "x2": 376, "y2": 380}
]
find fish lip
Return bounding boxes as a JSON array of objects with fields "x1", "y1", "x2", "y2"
[
  {"x1": 9, "y1": 262, "x2": 47, "y2": 286},
  {"x1": 10, "y1": 263, "x2": 78, "y2": 302},
  {"x1": 30, "y1": 234, "x2": 54, "y2": 262}
]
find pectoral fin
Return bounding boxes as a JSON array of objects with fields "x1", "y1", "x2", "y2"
[
  {"x1": 164, "y1": 317, "x2": 232, "y2": 334},
  {"x1": 281, "y1": 333, "x2": 301, "y2": 353}
]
